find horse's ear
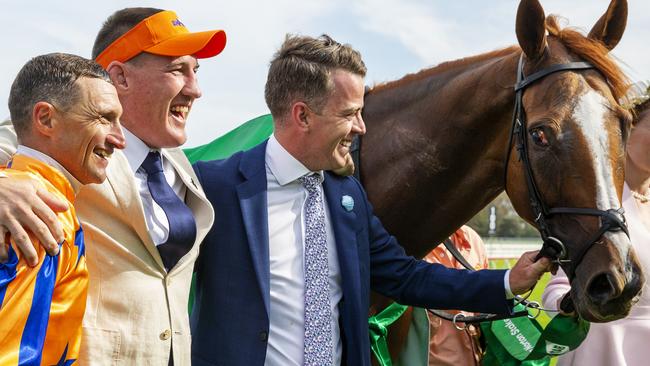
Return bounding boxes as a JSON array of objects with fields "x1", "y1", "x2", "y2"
[
  {"x1": 588, "y1": 0, "x2": 627, "y2": 51},
  {"x1": 516, "y1": 0, "x2": 547, "y2": 61}
]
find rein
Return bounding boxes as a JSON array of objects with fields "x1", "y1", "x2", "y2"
[{"x1": 359, "y1": 53, "x2": 629, "y2": 328}]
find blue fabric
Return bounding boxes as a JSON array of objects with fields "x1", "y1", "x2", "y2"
[
  {"x1": 74, "y1": 226, "x2": 85, "y2": 269},
  {"x1": 55, "y1": 344, "x2": 76, "y2": 366},
  {"x1": 0, "y1": 245, "x2": 18, "y2": 310},
  {"x1": 19, "y1": 253, "x2": 59, "y2": 365},
  {"x1": 141, "y1": 151, "x2": 196, "y2": 270},
  {"x1": 190, "y1": 140, "x2": 511, "y2": 366}
]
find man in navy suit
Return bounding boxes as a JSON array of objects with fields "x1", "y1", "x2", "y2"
[{"x1": 191, "y1": 34, "x2": 550, "y2": 366}]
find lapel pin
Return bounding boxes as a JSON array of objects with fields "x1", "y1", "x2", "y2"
[{"x1": 341, "y1": 195, "x2": 354, "y2": 212}]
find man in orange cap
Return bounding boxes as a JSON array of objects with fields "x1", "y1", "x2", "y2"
[{"x1": 0, "y1": 8, "x2": 224, "y2": 365}]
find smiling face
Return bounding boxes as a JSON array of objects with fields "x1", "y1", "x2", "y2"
[
  {"x1": 119, "y1": 53, "x2": 201, "y2": 148},
  {"x1": 50, "y1": 77, "x2": 125, "y2": 184},
  {"x1": 301, "y1": 69, "x2": 366, "y2": 171}
]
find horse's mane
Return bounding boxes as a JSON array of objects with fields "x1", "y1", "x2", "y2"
[
  {"x1": 545, "y1": 16, "x2": 629, "y2": 102},
  {"x1": 370, "y1": 15, "x2": 629, "y2": 100},
  {"x1": 369, "y1": 46, "x2": 518, "y2": 93}
]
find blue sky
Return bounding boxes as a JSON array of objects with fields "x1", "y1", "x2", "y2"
[{"x1": 3, "y1": 0, "x2": 649, "y2": 147}]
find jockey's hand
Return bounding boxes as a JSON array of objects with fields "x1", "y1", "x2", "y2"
[
  {"x1": 509, "y1": 250, "x2": 552, "y2": 295},
  {"x1": 332, "y1": 153, "x2": 355, "y2": 177},
  {"x1": 0, "y1": 173, "x2": 68, "y2": 266}
]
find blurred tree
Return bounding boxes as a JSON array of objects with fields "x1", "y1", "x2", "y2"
[{"x1": 467, "y1": 192, "x2": 538, "y2": 237}]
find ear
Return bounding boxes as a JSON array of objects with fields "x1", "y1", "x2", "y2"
[
  {"x1": 289, "y1": 102, "x2": 311, "y2": 131},
  {"x1": 32, "y1": 101, "x2": 56, "y2": 137},
  {"x1": 588, "y1": 0, "x2": 627, "y2": 51},
  {"x1": 106, "y1": 61, "x2": 128, "y2": 91},
  {"x1": 516, "y1": 0, "x2": 547, "y2": 61}
]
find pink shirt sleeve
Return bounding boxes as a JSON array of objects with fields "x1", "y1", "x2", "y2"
[{"x1": 542, "y1": 267, "x2": 571, "y2": 311}]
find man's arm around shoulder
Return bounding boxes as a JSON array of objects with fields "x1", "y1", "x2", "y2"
[{"x1": 0, "y1": 120, "x2": 67, "y2": 266}]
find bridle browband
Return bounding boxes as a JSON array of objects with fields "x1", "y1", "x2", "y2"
[{"x1": 504, "y1": 54, "x2": 629, "y2": 280}]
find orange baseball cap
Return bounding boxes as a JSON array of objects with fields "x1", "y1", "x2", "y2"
[{"x1": 95, "y1": 10, "x2": 226, "y2": 69}]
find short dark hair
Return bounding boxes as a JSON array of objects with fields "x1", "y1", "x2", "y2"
[
  {"x1": 8, "y1": 53, "x2": 110, "y2": 138},
  {"x1": 92, "y1": 7, "x2": 164, "y2": 60},
  {"x1": 264, "y1": 34, "x2": 367, "y2": 119}
]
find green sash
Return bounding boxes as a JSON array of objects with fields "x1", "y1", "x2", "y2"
[
  {"x1": 481, "y1": 304, "x2": 589, "y2": 366},
  {"x1": 368, "y1": 302, "x2": 409, "y2": 366},
  {"x1": 184, "y1": 114, "x2": 274, "y2": 162}
]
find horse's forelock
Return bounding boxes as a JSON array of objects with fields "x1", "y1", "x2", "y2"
[{"x1": 545, "y1": 15, "x2": 630, "y2": 103}]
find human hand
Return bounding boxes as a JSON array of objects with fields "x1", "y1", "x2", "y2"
[
  {"x1": 332, "y1": 153, "x2": 355, "y2": 177},
  {"x1": 0, "y1": 172, "x2": 68, "y2": 266},
  {"x1": 509, "y1": 250, "x2": 552, "y2": 295}
]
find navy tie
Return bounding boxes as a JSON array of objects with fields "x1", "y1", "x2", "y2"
[{"x1": 141, "y1": 151, "x2": 197, "y2": 271}]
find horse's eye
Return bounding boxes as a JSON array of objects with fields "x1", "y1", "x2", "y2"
[{"x1": 530, "y1": 127, "x2": 549, "y2": 147}]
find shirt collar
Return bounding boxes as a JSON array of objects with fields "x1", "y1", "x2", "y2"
[
  {"x1": 122, "y1": 127, "x2": 161, "y2": 173},
  {"x1": 266, "y1": 134, "x2": 323, "y2": 186},
  {"x1": 15, "y1": 145, "x2": 83, "y2": 194}
]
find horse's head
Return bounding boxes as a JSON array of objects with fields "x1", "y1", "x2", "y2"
[{"x1": 506, "y1": 0, "x2": 643, "y2": 322}]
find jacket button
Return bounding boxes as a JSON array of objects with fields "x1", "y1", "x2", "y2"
[
  {"x1": 160, "y1": 329, "x2": 172, "y2": 340},
  {"x1": 259, "y1": 331, "x2": 268, "y2": 342}
]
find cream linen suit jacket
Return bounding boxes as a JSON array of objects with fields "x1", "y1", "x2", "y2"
[{"x1": 0, "y1": 120, "x2": 214, "y2": 365}]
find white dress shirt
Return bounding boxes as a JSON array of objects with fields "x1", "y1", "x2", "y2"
[
  {"x1": 122, "y1": 128, "x2": 187, "y2": 246},
  {"x1": 264, "y1": 135, "x2": 343, "y2": 366}
]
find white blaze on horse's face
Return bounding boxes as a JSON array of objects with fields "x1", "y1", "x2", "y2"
[{"x1": 571, "y1": 89, "x2": 631, "y2": 261}]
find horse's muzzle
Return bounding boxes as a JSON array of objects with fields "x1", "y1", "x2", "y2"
[{"x1": 572, "y1": 235, "x2": 645, "y2": 322}]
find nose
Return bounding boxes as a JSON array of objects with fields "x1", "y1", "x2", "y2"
[
  {"x1": 353, "y1": 111, "x2": 366, "y2": 135},
  {"x1": 107, "y1": 122, "x2": 126, "y2": 150},
  {"x1": 586, "y1": 272, "x2": 621, "y2": 306},
  {"x1": 183, "y1": 70, "x2": 202, "y2": 99}
]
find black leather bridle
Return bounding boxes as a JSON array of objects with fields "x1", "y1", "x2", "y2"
[
  {"x1": 428, "y1": 54, "x2": 631, "y2": 324},
  {"x1": 354, "y1": 53, "x2": 630, "y2": 323},
  {"x1": 504, "y1": 54, "x2": 629, "y2": 280}
]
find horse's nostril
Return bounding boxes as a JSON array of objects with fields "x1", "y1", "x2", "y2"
[{"x1": 587, "y1": 273, "x2": 618, "y2": 305}]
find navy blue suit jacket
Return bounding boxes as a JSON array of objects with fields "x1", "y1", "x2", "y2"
[{"x1": 190, "y1": 141, "x2": 510, "y2": 366}]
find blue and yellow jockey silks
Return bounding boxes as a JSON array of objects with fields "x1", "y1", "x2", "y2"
[{"x1": 0, "y1": 154, "x2": 88, "y2": 366}]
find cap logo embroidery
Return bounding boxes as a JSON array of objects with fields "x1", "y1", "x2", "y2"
[{"x1": 172, "y1": 19, "x2": 185, "y2": 27}]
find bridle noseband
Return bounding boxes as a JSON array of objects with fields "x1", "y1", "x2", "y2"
[{"x1": 504, "y1": 54, "x2": 629, "y2": 280}]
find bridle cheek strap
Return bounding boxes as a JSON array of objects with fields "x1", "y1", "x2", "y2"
[{"x1": 505, "y1": 54, "x2": 629, "y2": 281}]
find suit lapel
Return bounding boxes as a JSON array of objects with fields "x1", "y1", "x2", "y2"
[
  {"x1": 162, "y1": 148, "x2": 215, "y2": 273},
  {"x1": 323, "y1": 173, "x2": 361, "y2": 299},
  {"x1": 106, "y1": 151, "x2": 165, "y2": 270},
  {"x1": 236, "y1": 142, "x2": 271, "y2": 315}
]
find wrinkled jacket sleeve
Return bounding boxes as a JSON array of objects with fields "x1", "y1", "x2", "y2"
[
  {"x1": 349, "y1": 178, "x2": 512, "y2": 315},
  {"x1": 0, "y1": 120, "x2": 17, "y2": 165}
]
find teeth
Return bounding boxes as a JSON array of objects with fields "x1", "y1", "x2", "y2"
[
  {"x1": 95, "y1": 150, "x2": 111, "y2": 159},
  {"x1": 170, "y1": 105, "x2": 189, "y2": 114},
  {"x1": 340, "y1": 140, "x2": 352, "y2": 148}
]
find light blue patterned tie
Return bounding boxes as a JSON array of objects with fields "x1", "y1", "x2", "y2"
[{"x1": 299, "y1": 173, "x2": 333, "y2": 366}]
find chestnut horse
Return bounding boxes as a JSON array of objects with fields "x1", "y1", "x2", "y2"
[{"x1": 361, "y1": 0, "x2": 643, "y2": 361}]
